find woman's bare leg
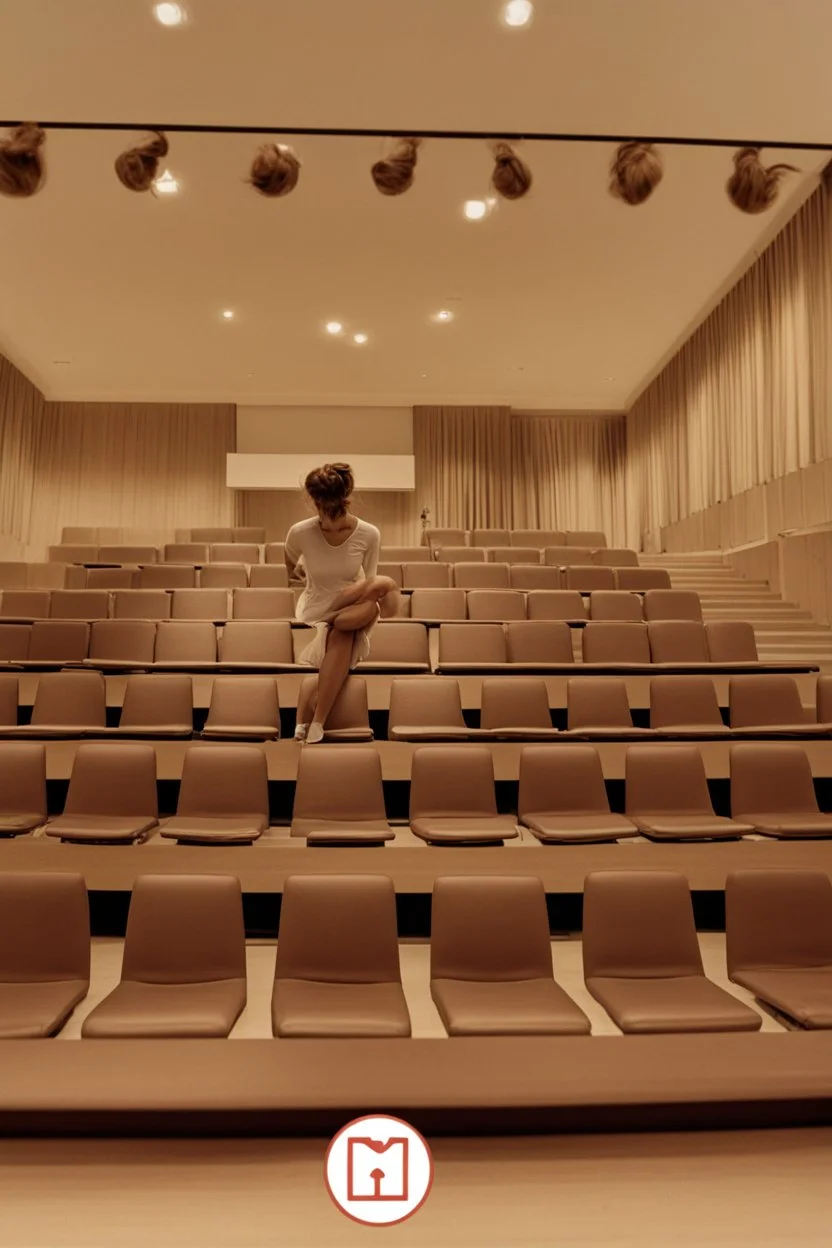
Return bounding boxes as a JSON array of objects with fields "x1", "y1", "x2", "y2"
[
  {"x1": 295, "y1": 676, "x2": 318, "y2": 735},
  {"x1": 319, "y1": 576, "x2": 398, "y2": 623},
  {"x1": 309, "y1": 627, "x2": 354, "y2": 737}
]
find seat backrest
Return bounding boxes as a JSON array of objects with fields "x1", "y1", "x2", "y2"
[
  {"x1": 730, "y1": 743, "x2": 819, "y2": 816},
  {"x1": 564, "y1": 565, "x2": 616, "y2": 592},
  {"x1": 298, "y1": 675, "x2": 369, "y2": 733},
  {"x1": 204, "y1": 676, "x2": 280, "y2": 732},
  {"x1": 592, "y1": 547, "x2": 639, "y2": 567},
  {"x1": 409, "y1": 589, "x2": 467, "y2": 621},
  {"x1": 818, "y1": 676, "x2": 832, "y2": 724},
  {"x1": 453, "y1": 562, "x2": 510, "y2": 589},
  {"x1": 248, "y1": 564, "x2": 289, "y2": 588},
  {"x1": 199, "y1": 564, "x2": 249, "y2": 589},
  {"x1": 505, "y1": 620, "x2": 575, "y2": 664},
  {"x1": 49, "y1": 590, "x2": 110, "y2": 621},
  {"x1": 31, "y1": 670, "x2": 105, "y2": 727},
  {"x1": 430, "y1": 876, "x2": 554, "y2": 982},
  {"x1": 487, "y1": 547, "x2": 540, "y2": 565},
  {"x1": 625, "y1": 743, "x2": 714, "y2": 815},
  {"x1": 64, "y1": 742, "x2": 157, "y2": 814},
  {"x1": 0, "y1": 673, "x2": 18, "y2": 726},
  {"x1": 119, "y1": 674, "x2": 193, "y2": 729},
  {"x1": 192, "y1": 527, "x2": 233, "y2": 543},
  {"x1": 210, "y1": 543, "x2": 260, "y2": 565},
  {"x1": 275, "y1": 874, "x2": 402, "y2": 984},
  {"x1": 171, "y1": 589, "x2": 229, "y2": 621},
  {"x1": 582, "y1": 621, "x2": 650, "y2": 664},
  {"x1": 544, "y1": 546, "x2": 591, "y2": 567},
  {"x1": 705, "y1": 621, "x2": 758, "y2": 663},
  {"x1": 726, "y1": 870, "x2": 832, "y2": 973},
  {"x1": 0, "y1": 563, "x2": 27, "y2": 589},
  {"x1": 61, "y1": 527, "x2": 98, "y2": 543},
  {"x1": 121, "y1": 874, "x2": 246, "y2": 985},
  {"x1": 650, "y1": 676, "x2": 724, "y2": 728},
  {"x1": 232, "y1": 527, "x2": 266, "y2": 544},
  {"x1": 643, "y1": 589, "x2": 703, "y2": 622},
  {"x1": 0, "y1": 871, "x2": 88, "y2": 983},
  {"x1": 729, "y1": 675, "x2": 807, "y2": 727},
  {"x1": 380, "y1": 546, "x2": 430, "y2": 563},
  {"x1": 582, "y1": 871, "x2": 704, "y2": 978},
  {"x1": 466, "y1": 590, "x2": 525, "y2": 621},
  {"x1": 648, "y1": 621, "x2": 710, "y2": 664},
  {"x1": 48, "y1": 545, "x2": 99, "y2": 565},
  {"x1": 410, "y1": 745, "x2": 498, "y2": 818},
  {"x1": 0, "y1": 624, "x2": 31, "y2": 661},
  {"x1": 437, "y1": 546, "x2": 481, "y2": 564},
  {"x1": 139, "y1": 565, "x2": 197, "y2": 590},
  {"x1": 567, "y1": 678, "x2": 633, "y2": 729},
  {"x1": 518, "y1": 743, "x2": 610, "y2": 816},
  {"x1": 293, "y1": 745, "x2": 386, "y2": 822},
  {"x1": 589, "y1": 591, "x2": 643, "y2": 622},
  {"x1": 88, "y1": 619, "x2": 157, "y2": 663},
  {"x1": 0, "y1": 590, "x2": 51, "y2": 619},
  {"x1": 154, "y1": 620, "x2": 218, "y2": 663},
  {"x1": 0, "y1": 742, "x2": 46, "y2": 820},
  {"x1": 615, "y1": 567, "x2": 672, "y2": 591},
  {"x1": 438, "y1": 623, "x2": 507, "y2": 665},
  {"x1": 218, "y1": 620, "x2": 295, "y2": 664},
  {"x1": 426, "y1": 529, "x2": 467, "y2": 549},
  {"x1": 164, "y1": 543, "x2": 209, "y2": 564},
  {"x1": 480, "y1": 678, "x2": 552, "y2": 730},
  {"x1": 361, "y1": 621, "x2": 429, "y2": 666},
  {"x1": 402, "y1": 562, "x2": 452, "y2": 588},
  {"x1": 85, "y1": 567, "x2": 136, "y2": 590},
  {"x1": 388, "y1": 677, "x2": 466, "y2": 730},
  {"x1": 27, "y1": 620, "x2": 90, "y2": 661},
  {"x1": 231, "y1": 588, "x2": 296, "y2": 620},
  {"x1": 98, "y1": 545, "x2": 158, "y2": 563},
  {"x1": 526, "y1": 590, "x2": 586, "y2": 622},
  {"x1": 377, "y1": 562, "x2": 403, "y2": 588},
  {"x1": 264, "y1": 542, "x2": 287, "y2": 564},
  {"x1": 510, "y1": 529, "x2": 565, "y2": 548},
  {"x1": 566, "y1": 530, "x2": 607, "y2": 547},
  {"x1": 470, "y1": 529, "x2": 510, "y2": 548},
  {"x1": 177, "y1": 743, "x2": 269, "y2": 817},
  {"x1": 509, "y1": 565, "x2": 561, "y2": 591},
  {"x1": 113, "y1": 590, "x2": 171, "y2": 621}
]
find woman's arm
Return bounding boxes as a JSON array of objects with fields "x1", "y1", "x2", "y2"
[
  {"x1": 284, "y1": 529, "x2": 301, "y2": 581},
  {"x1": 362, "y1": 527, "x2": 380, "y2": 580}
]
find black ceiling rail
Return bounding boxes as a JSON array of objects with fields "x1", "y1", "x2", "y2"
[{"x1": 0, "y1": 120, "x2": 830, "y2": 150}]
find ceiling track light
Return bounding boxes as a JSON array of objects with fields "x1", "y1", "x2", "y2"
[
  {"x1": 490, "y1": 141, "x2": 533, "y2": 199},
  {"x1": 501, "y1": 1, "x2": 534, "y2": 28},
  {"x1": 371, "y1": 137, "x2": 422, "y2": 195},
  {"x1": 725, "y1": 147, "x2": 798, "y2": 214},
  {"x1": 0, "y1": 122, "x2": 45, "y2": 198},
  {"x1": 609, "y1": 142, "x2": 664, "y2": 206},
  {"x1": 114, "y1": 131, "x2": 169, "y2": 193},
  {"x1": 248, "y1": 142, "x2": 301, "y2": 197},
  {"x1": 154, "y1": 3, "x2": 187, "y2": 26}
]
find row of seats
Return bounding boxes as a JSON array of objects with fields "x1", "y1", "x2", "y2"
[
  {"x1": 62, "y1": 526, "x2": 267, "y2": 545},
  {"x1": 428, "y1": 546, "x2": 638, "y2": 567},
  {"x1": 3, "y1": 735, "x2": 829, "y2": 845},
  {"x1": 0, "y1": 587, "x2": 297, "y2": 624},
  {"x1": 422, "y1": 527, "x2": 609, "y2": 549},
  {"x1": 77, "y1": 565, "x2": 291, "y2": 590},
  {"x1": 382, "y1": 565, "x2": 670, "y2": 593},
  {"x1": 392, "y1": 587, "x2": 698, "y2": 621},
  {"x1": 49, "y1": 542, "x2": 268, "y2": 566}
]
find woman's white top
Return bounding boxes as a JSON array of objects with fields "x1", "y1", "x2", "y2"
[{"x1": 285, "y1": 516, "x2": 380, "y2": 626}]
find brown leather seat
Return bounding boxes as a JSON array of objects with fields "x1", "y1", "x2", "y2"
[
  {"x1": 582, "y1": 621, "x2": 651, "y2": 666},
  {"x1": 430, "y1": 876, "x2": 590, "y2": 1036},
  {"x1": 543, "y1": 546, "x2": 592, "y2": 568},
  {"x1": 160, "y1": 743, "x2": 269, "y2": 843},
  {"x1": 12, "y1": 670, "x2": 106, "y2": 737},
  {"x1": 264, "y1": 541, "x2": 287, "y2": 564},
  {"x1": 112, "y1": 590, "x2": 171, "y2": 621},
  {"x1": 201, "y1": 676, "x2": 280, "y2": 740},
  {"x1": 436, "y1": 623, "x2": 508, "y2": 673},
  {"x1": 0, "y1": 623, "x2": 33, "y2": 662},
  {"x1": 648, "y1": 621, "x2": 710, "y2": 665},
  {"x1": 566, "y1": 529, "x2": 606, "y2": 547},
  {"x1": 625, "y1": 743, "x2": 751, "y2": 840},
  {"x1": 381, "y1": 545, "x2": 430, "y2": 564},
  {"x1": 82, "y1": 874, "x2": 246, "y2": 1039},
  {"x1": 730, "y1": 743, "x2": 832, "y2": 837},
  {"x1": 479, "y1": 677, "x2": 559, "y2": 739},
  {"x1": 218, "y1": 620, "x2": 299, "y2": 670},
  {"x1": 0, "y1": 673, "x2": 17, "y2": 728},
  {"x1": 191, "y1": 527, "x2": 233, "y2": 543},
  {"x1": 45, "y1": 743, "x2": 159, "y2": 843},
  {"x1": 171, "y1": 589, "x2": 229, "y2": 623},
  {"x1": 487, "y1": 547, "x2": 541, "y2": 565},
  {"x1": 18, "y1": 620, "x2": 90, "y2": 666},
  {"x1": 518, "y1": 744, "x2": 638, "y2": 843},
  {"x1": 508, "y1": 565, "x2": 561, "y2": 591},
  {"x1": 566, "y1": 677, "x2": 651, "y2": 739},
  {"x1": 706, "y1": 620, "x2": 759, "y2": 664},
  {"x1": 233, "y1": 527, "x2": 266, "y2": 544},
  {"x1": 85, "y1": 567, "x2": 137, "y2": 590},
  {"x1": 453, "y1": 563, "x2": 510, "y2": 590},
  {"x1": 564, "y1": 566, "x2": 616, "y2": 592},
  {"x1": 435, "y1": 546, "x2": 482, "y2": 564},
  {"x1": 164, "y1": 543, "x2": 209, "y2": 564},
  {"x1": 291, "y1": 745, "x2": 393, "y2": 844},
  {"x1": 0, "y1": 590, "x2": 51, "y2": 621},
  {"x1": 210, "y1": 543, "x2": 260, "y2": 564},
  {"x1": 272, "y1": 874, "x2": 411, "y2": 1038},
  {"x1": 139, "y1": 565, "x2": 197, "y2": 589},
  {"x1": 152, "y1": 620, "x2": 218, "y2": 669},
  {"x1": 401, "y1": 562, "x2": 452, "y2": 589},
  {"x1": 409, "y1": 588, "x2": 467, "y2": 622},
  {"x1": 592, "y1": 548, "x2": 639, "y2": 567},
  {"x1": 470, "y1": 528, "x2": 511, "y2": 548},
  {"x1": 0, "y1": 872, "x2": 89, "y2": 1037},
  {"x1": 388, "y1": 677, "x2": 476, "y2": 741},
  {"x1": 248, "y1": 564, "x2": 289, "y2": 588},
  {"x1": 199, "y1": 564, "x2": 248, "y2": 590},
  {"x1": 650, "y1": 675, "x2": 730, "y2": 736},
  {"x1": 729, "y1": 675, "x2": 829, "y2": 735},
  {"x1": 466, "y1": 590, "x2": 525, "y2": 621},
  {"x1": 505, "y1": 620, "x2": 576, "y2": 669},
  {"x1": 0, "y1": 743, "x2": 47, "y2": 834},
  {"x1": 48, "y1": 590, "x2": 110, "y2": 621},
  {"x1": 583, "y1": 871, "x2": 761, "y2": 1034},
  {"x1": 356, "y1": 622, "x2": 430, "y2": 673},
  {"x1": 642, "y1": 589, "x2": 703, "y2": 622},
  {"x1": 99, "y1": 545, "x2": 159, "y2": 564},
  {"x1": 231, "y1": 588, "x2": 296, "y2": 620},
  {"x1": 510, "y1": 528, "x2": 565, "y2": 548},
  {"x1": 589, "y1": 591, "x2": 643, "y2": 621},
  {"x1": 297, "y1": 675, "x2": 372, "y2": 742},
  {"x1": 115, "y1": 674, "x2": 193, "y2": 737},
  {"x1": 615, "y1": 567, "x2": 671, "y2": 591},
  {"x1": 409, "y1": 745, "x2": 518, "y2": 844},
  {"x1": 526, "y1": 590, "x2": 586, "y2": 623},
  {"x1": 84, "y1": 620, "x2": 157, "y2": 670}
]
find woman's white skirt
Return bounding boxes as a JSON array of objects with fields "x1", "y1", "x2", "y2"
[{"x1": 297, "y1": 616, "x2": 377, "y2": 670}]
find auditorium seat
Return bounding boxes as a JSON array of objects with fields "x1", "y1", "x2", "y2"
[
  {"x1": 729, "y1": 674, "x2": 828, "y2": 735},
  {"x1": 248, "y1": 564, "x2": 289, "y2": 588},
  {"x1": 264, "y1": 542, "x2": 287, "y2": 564},
  {"x1": 581, "y1": 621, "x2": 651, "y2": 666},
  {"x1": 453, "y1": 562, "x2": 510, "y2": 589},
  {"x1": 85, "y1": 567, "x2": 136, "y2": 590},
  {"x1": 819, "y1": 676, "x2": 832, "y2": 723},
  {"x1": 20, "y1": 621, "x2": 90, "y2": 666},
  {"x1": 355, "y1": 621, "x2": 430, "y2": 673},
  {"x1": 589, "y1": 591, "x2": 643, "y2": 622},
  {"x1": 705, "y1": 620, "x2": 759, "y2": 664},
  {"x1": 626, "y1": 743, "x2": 752, "y2": 841},
  {"x1": 115, "y1": 674, "x2": 193, "y2": 737},
  {"x1": 470, "y1": 528, "x2": 510, "y2": 548},
  {"x1": 84, "y1": 619, "x2": 157, "y2": 670},
  {"x1": 486, "y1": 547, "x2": 541, "y2": 565},
  {"x1": 0, "y1": 872, "x2": 89, "y2": 1037},
  {"x1": 48, "y1": 544, "x2": 99, "y2": 565},
  {"x1": 160, "y1": 744, "x2": 269, "y2": 844},
  {"x1": 648, "y1": 621, "x2": 711, "y2": 665},
  {"x1": 409, "y1": 588, "x2": 467, "y2": 622},
  {"x1": 0, "y1": 623, "x2": 34, "y2": 664},
  {"x1": 564, "y1": 566, "x2": 616, "y2": 592},
  {"x1": 526, "y1": 590, "x2": 587, "y2": 624},
  {"x1": 272, "y1": 875, "x2": 409, "y2": 1037},
  {"x1": 98, "y1": 545, "x2": 158, "y2": 564},
  {"x1": 388, "y1": 677, "x2": 474, "y2": 741},
  {"x1": 232, "y1": 527, "x2": 266, "y2": 544},
  {"x1": 380, "y1": 545, "x2": 430, "y2": 563},
  {"x1": 153, "y1": 621, "x2": 218, "y2": 669},
  {"x1": 297, "y1": 675, "x2": 373, "y2": 742},
  {"x1": 466, "y1": 590, "x2": 525, "y2": 621},
  {"x1": 377, "y1": 562, "x2": 403, "y2": 588},
  {"x1": 231, "y1": 588, "x2": 296, "y2": 620},
  {"x1": 45, "y1": 743, "x2": 158, "y2": 843},
  {"x1": 430, "y1": 876, "x2": 590, "y2": 1036},
  {"x1": 582, "y1": 871, "x2": 762, "y2": 1033},
  {"x1": 49, "y1": 590, "x2": 110, "y2": 621},
  {"x1": 731, "y1": 743, "x2": 832, "y2": 837},
  {"x1": 592, "y1": 548, "x2": 639, "y2": 567},
  {"x1": 0, "y1": 590, "x2": 51, "y2": 620},
  {"x1": 60, "y1": 528, "x2": 98, "y2": 544},
  {"x1": 566, "y1": 530, "x2": 607, "y2": 547},
  {"x1": 164, "y1": 543, "x2": 209, "y2": 564},
  {"x1": 615, "y1": 567, "x2": 672, "y2": 591},
  {"x1": 210, "y1": 543, "x2": 260, "y2": 564},
  {"x1": 544, "y1": 546, "x2": 591, "y2": 567},
  {"x1": 643, "y1": 589, "x2": 703, "y2": 622},
  {"x1": 113, "y1": 590, "x2": 172, "y2": 621},
  {"x1": 436, "y1": 623, "x2": 508, "y2": 673},
  {"x1": 649, "y1": 676, "x2": 730, "y2": 736},
  {"x1": 0, "y1": 674, "x2": 17, "y2": 729},
  {"x1": 437, "y1": 546, "x2": 482, "y2": 564},
  {"x1": 479, "y1": 677, "x2": 559, "y2": 739},
  {"x1": 139, "y1": 565, "x2": 197, "y2": 590},
  {"x1": 192, "y1": 527, "x2": 234, "y2": 544},
  {"x1": 13, "y1": 670, "x2": 106, "y2": 737},
  {"x1": 170, "y1": 589, "x2": 229, "y2": 622},
  {"x1": 505, "y1": 620, "x2": 575, "y2": 669},
  {"x1": 518, "y1": 744, "x2": 638, "y2": 843},
  {"x1": 426, "y1": 528, "x2": 467, "y2": 551},
  {"x1": 0, "y1": 743, "x2": 46, "y2": 834},
  {"x1": 201, "y1": 676, "x2": 280, "y2": 740},
  {"x1": 509, "y1": 565, "x2": 561, "y2": 591},
  {"x1": 291, "y1": 746, "x2": 393, "y2": 844},
  {"x1": 510, "y1": 529, "x2": 565, "y2": 548},
  {"x1": 401, "y1": 562, "x2": 452, "y2": 589},
  {"x1": 199, "y1": 564, "x2": 248, "y2": 590},
  {"x1": 566, "y1": 678, "x2": 650, "y2": 738},
  {"x1": 82, "y1": 874, "x2": 247, "y2": 1038},
  {"x1": 409, "y1": 745, "x2": 519, "y2": 844},
  {"x1": 726, "y1": 870, "x2": 832, "y2": 1028}
]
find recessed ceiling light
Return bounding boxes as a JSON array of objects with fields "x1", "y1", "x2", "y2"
[
  {"x1": 463, "y1": 199, "x2": 488, "y2": 221},
  {"x1": 325, "y1": 321, "x2": 343, "y2": 335},
  {"x1": 153, "y1": 169, "x2": 179, "y2": 195},
  {"x1": 501, "y1": 0, "x2": 534, "y2": 28},
  {"x1": 433, "y1": 309, "x2": 455, "y2": 323},
  {"x1": 353, "y1": 333, "x2": 369, "y2": 345},
  {"x1": 221, "y1": 309, "x2": 234, "y2": 320},
  {"x1": 154, "y1": 3, "x2": 187, "y2": 26}
]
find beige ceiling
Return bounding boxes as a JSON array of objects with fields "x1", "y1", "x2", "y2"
[{"x1": 0, "y1": 0, "x2": 830, "y2": 409}]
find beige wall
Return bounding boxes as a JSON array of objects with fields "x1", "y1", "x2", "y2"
[{"x1": 236, "y1": 406, "x2": 412, "y2": 454}]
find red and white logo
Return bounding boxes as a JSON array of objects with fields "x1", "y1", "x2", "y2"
[{"x1": 325, "y1": 1114, "x2": 434, "y2": 1226}]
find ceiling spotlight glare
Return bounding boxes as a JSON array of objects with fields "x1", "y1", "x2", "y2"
[
  {"x1": 325, "y1": 321, "x2": 343, "y2": 335},
  {"x1": 463, "y1": 199, "x2": 488, "y2": 221},
  {"x1": 154, "y1": 3, "x2": 187, "y2": 26},
  {"x1": 353, "y1": 333, "x2": 369, "y2": 345},
  {"x1": 433, "y1": 309, "x2": 455, "y2": 323},
  {"x1": 153, "y1": 169, "x2": 179, "y2": 195},
  {"x1": 221, "y1": 309, "x2": 234, "y2": 320},
  {"x1": 501, "y1": 0, "x2": 534, "y2": 28}
]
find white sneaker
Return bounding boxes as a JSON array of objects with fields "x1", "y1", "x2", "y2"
[
  {"x1": 293, "y1": 722, "x2": 309, "y2": 742},
  {"x1": 306, "y1": 721, "x2": 325, "y2": 744}
]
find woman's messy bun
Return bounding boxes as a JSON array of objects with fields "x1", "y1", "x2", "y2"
[
  {"x1": 726, "y1": 147, "x2": 798, "y2": 214},
  {"x1": 114, "y1": 131, "x2": 169, "y2": 193},
  {"x1": 0, "y1": 123, "x2": 46, "y2": 198},
  {"x1": 371, "y1": 138, "x2": 421, "y2": 196},
  {"x1": 249, "y1": 143, "x2": 301, "y2": 197},
  {"x1": 609, "y1": 142, "x2": 663, "y2": 206},
  {"x1": 491, "y1": 142, "x2": 532, "y2": 199},
  {"x1": 305, "y1": 462, "x2": 355, "y2": 520}
]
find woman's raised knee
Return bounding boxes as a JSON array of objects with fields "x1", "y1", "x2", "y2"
[{"x1": 332, "y1": 600, "x2": 378, "y2": 632}]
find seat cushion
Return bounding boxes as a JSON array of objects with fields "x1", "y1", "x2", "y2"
[
  {"x1": 409, "y1": 816, "x2": 519, "y2": 844},
  {"x1": 291, "y1": 818, "x2": 394, "y2": 844},
  {"x1": 322, "y1": 728, "x2": 374, "y2": 742},
  {"x1": 431, "y1": 978, "x2": 590, "y2": 1036},
  {"x1": 653, "y1": 725, "x2": 732, "y2": 738},
  {"x1": 0, "y1": 811, "x2": 45, "y2": 835},
  {"x1": 112, "y1": 724, "x2": 192, "y2": 738},
  {"x1": 159, "y1": 815, "x2": 267, "y2": 844},
  {"x1": 740, "y1": 813, "x2": 832, "y2": 838},
  {"x1": 486, "y1": 728, "x2": 561, "y2": 741},
  {"x1": 82, "y1": 979, "x2": 247, "y2": 1038},
  {"x1": 632, "y1": 815, "x2": 752, "y2": 841},
  {"x1": 731, "y1": 967, "x2": 832, "y2": 1028},
  {"x1": 522, "y1": 813, "x2": 639, "y2": 843},
  {"x1": 200, "y1": 725, "x2": 279, "y2": 740},
  {"x1": 0, "y1": 980, "x2": 89, "y2": 1038},
  {"x1": 272, "y1": 979, "x2": 411, "y2": 1038},
  {"x1": 389, "y1": 726, "x2": 474, "y2": 742},
  {"x1": 44, "y1": 814, "x2": 157, "y2": 843},
  {"x1": 587, "y1": 975, "x2": 762, "y2": 1033}
]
